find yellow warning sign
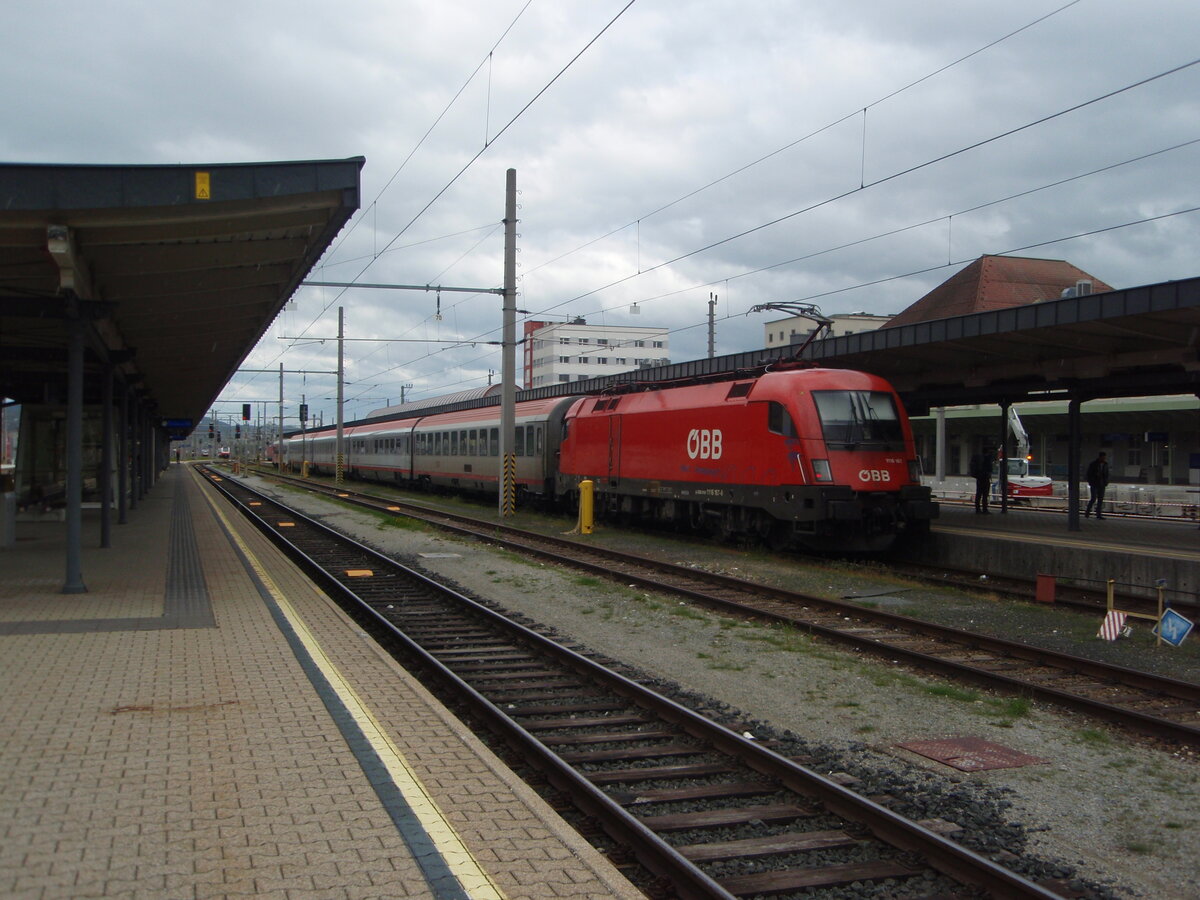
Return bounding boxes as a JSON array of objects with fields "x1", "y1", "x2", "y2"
[{"x1": 194, "y1": 171, "x2": 211, "y2": 200}]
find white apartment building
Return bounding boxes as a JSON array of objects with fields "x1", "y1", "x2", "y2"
[
  {"x1": 763, "y1": 312, "x2": 893, "y2": 349},
  {"x1": 524, "y1": 319, "x2": 669, "y2": 388}
]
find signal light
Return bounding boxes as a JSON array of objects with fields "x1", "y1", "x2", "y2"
[
  {"x1": 242, "y1": 403, "x2": 251, "y2": 421},
  {"x1": 235, "y1": 425, "x2": 241, "y2": 439},
  {"x1": 208, "y1": 423, "x2": 214, "y2": 438}
]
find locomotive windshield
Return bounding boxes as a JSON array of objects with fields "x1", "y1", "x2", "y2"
[{"x1": 813, "y1": 390, "x2": 904, "y2": 448}]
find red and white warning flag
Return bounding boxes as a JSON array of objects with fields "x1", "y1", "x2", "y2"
[{"x1": 1098, "y1": 610, "x2": 1128, "y2": 641}]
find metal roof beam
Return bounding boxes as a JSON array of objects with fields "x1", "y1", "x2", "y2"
[{"x1": 46, "y1": 225, "x2": 96, "y2": 300}]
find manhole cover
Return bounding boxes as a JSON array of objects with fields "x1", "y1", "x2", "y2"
[{"x1": 895, "y1": 737, "x2": 1048, "y2": 771}]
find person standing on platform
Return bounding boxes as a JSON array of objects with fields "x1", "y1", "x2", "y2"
[
  {"x1": 1085, "y1": 451, "x2": 1110, "y2": 518},
  {"x1": 969, "y1": 446, "x2": 993, "y2": 514}
]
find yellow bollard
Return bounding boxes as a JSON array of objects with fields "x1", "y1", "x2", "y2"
[
  {"x1": 579, "y1": 480, "x2": 594, "y2": 535},
  {"x1": 302, "y1": 461, "x2": 309, "y2": 479}
]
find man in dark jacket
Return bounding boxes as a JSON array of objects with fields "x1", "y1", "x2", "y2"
[
  {"x1": 1085, "y1": 451, "x2": 1110, "y2": 518},
  {"x1": 969, "y1": 447, "x2": 993, "y2": 514}
]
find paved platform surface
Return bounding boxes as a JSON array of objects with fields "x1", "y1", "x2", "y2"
[{"x1": 0, "y1": 464, "x2": 642, "y2": 900}]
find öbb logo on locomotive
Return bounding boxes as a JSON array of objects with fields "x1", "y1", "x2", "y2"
[
  {"x1": 858, "y1": 468, "x2": 892, "y2": 482},
  {"x1": 686, "y1": 428, "x2": 723, "y2": 460}
]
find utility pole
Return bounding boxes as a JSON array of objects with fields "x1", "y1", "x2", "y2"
[
  {"x1": 708, "y1": 292, "x2": 718, "y2": 359},
  {"x1": 500, "y1": 168, "x2": 517, "y2": 518},
  {"x1": 499, "y1": 170, "x2": 518, "y2": 520},
  {"x1": 336, "y1": 306, "x2": 345, "y2": 485}
]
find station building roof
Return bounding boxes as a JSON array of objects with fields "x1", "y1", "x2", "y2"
[{"x1": 0, "y1": 158, "x2": 364, "y2": 430}]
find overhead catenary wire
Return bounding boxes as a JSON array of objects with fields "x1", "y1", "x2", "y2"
[
  {"x1": 240, "y1": 1, "x2": 638, "y2": 395},
  {"x1": 382, "y1": 63, "x2": 1197, "y2": 368},
  {"x1": 519, "y1": 55, "x2": 1200, "y2": 322},
  {"x1": 519, "y1": 0, "x2": 1085, "y2": 280},
  {"x1": 345, "y1": 191, "x2": 1200, "y2": 403},
  {"x1": 283, "y1": 0, "x2": 641, "y2": 353},
  {"x1": 244, "y1": 10, "x2": 1198, "y2": 414}
]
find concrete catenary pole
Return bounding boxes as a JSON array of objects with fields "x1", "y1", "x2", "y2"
[
  {"x1": 708, "y1": 292, "x2": 717, "y2": 358},
  {"x1": 278, "y1": 363, "x2": 284, "y2": 469},
  {"x1": 336, "y1": 306, "x2": 345, "y2": 485},
  {"x1": 500, "y1": 168, "x2": 518, "y2": 517}
]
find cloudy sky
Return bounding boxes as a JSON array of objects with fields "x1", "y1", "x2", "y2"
[{"x1": 4, "y1": 0, "x2": 1198, "y2": 423}]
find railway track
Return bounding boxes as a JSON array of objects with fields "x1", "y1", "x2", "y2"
[
  {"x1": 874, "y1": 560, "x2": 1198, "y2": 620},
  {"x1": 239, "y1": 466, "x2": 1200, "y2": 748},
  {"x1": 199, "y1": 466, "x2": 1067, "y2": 898}
]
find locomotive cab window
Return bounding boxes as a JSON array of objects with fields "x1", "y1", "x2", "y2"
[
  {"x1": 813, "y1": 391, "x2": 903, "y2": 448},
  {"x1": 767, "y1": 401, "x2": 798, "y2": 438}
]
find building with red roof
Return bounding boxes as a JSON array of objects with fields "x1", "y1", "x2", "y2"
[{"x1": 885, "y1": 255, "x2": 1113, "y2": 328}]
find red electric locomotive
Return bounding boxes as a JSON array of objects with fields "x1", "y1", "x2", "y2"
[{"x1": 557, "y1": 364, "x2": 936, "y2": 551}]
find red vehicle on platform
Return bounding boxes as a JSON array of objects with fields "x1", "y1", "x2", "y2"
[{"x1": 276, "y1": 364, "x2": 937, "y2": 552}]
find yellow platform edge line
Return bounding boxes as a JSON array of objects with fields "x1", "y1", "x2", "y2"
[{"x1": 195, "y1": 475, "x2": 506, "y2": 900}]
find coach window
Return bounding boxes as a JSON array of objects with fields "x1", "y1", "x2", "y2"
[
  {"x1": 514, "y1": 426, "x2": 525, "y2": 457},
  {"x1": 459, "y1": 430, "x2": 467, "y2": 454},
  {"x1": 767, "y1": 401, "x2": 798, "y2": 438},
  {"x1": 448, "y1": 431, "x2": 456, "y2": 455},
  {"x1": 526, "y1": 425, "x2": 536, "y2": 455},
  {"x1": 489, "y1": 427, "x2": 499, "y2": 456},
  {"x1": 535, "y1": 425, "x2": 543, "y2": 454}
]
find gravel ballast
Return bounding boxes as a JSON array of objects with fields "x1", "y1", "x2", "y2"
[{"x1": 242, "y1": 476, "x2": 1200, "y2": 898}]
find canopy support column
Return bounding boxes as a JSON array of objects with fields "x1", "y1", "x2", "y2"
[{"x1": 62, "y1": 312, "x2": 87, "y2": 594}]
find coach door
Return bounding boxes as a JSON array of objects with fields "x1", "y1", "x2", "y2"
[{"x1": 607, "y1": 416, "x2": 622, "y2": 484}]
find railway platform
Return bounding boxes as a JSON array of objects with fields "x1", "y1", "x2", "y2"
[
  {"x1": 0, "y1": 463, "x2": 642, "y2": 900},
  {"x1": 915, "y1": 494, "x2": 1199, "y2": 602}
]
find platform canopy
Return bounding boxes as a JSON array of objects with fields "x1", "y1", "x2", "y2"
[{"x1": 0, "y1": 158, "x2": 364, "y2": 430}]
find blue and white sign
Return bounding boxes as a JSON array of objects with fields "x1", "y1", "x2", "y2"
[{"x1": 1154, "y1": 609, "x2": 1194, "y2": 647}]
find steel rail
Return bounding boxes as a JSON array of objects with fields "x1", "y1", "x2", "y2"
[
  {"x1": 200, "y1": 467, "x2": 1063, "y2": 899},
  {"x1": 243, "y1": 468, "x2": 1200, "y2": 746}
]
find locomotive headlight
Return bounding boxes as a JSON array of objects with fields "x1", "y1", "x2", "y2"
[{"x1": 812, "y1": 459, "x2": 832, "y2": 482}]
